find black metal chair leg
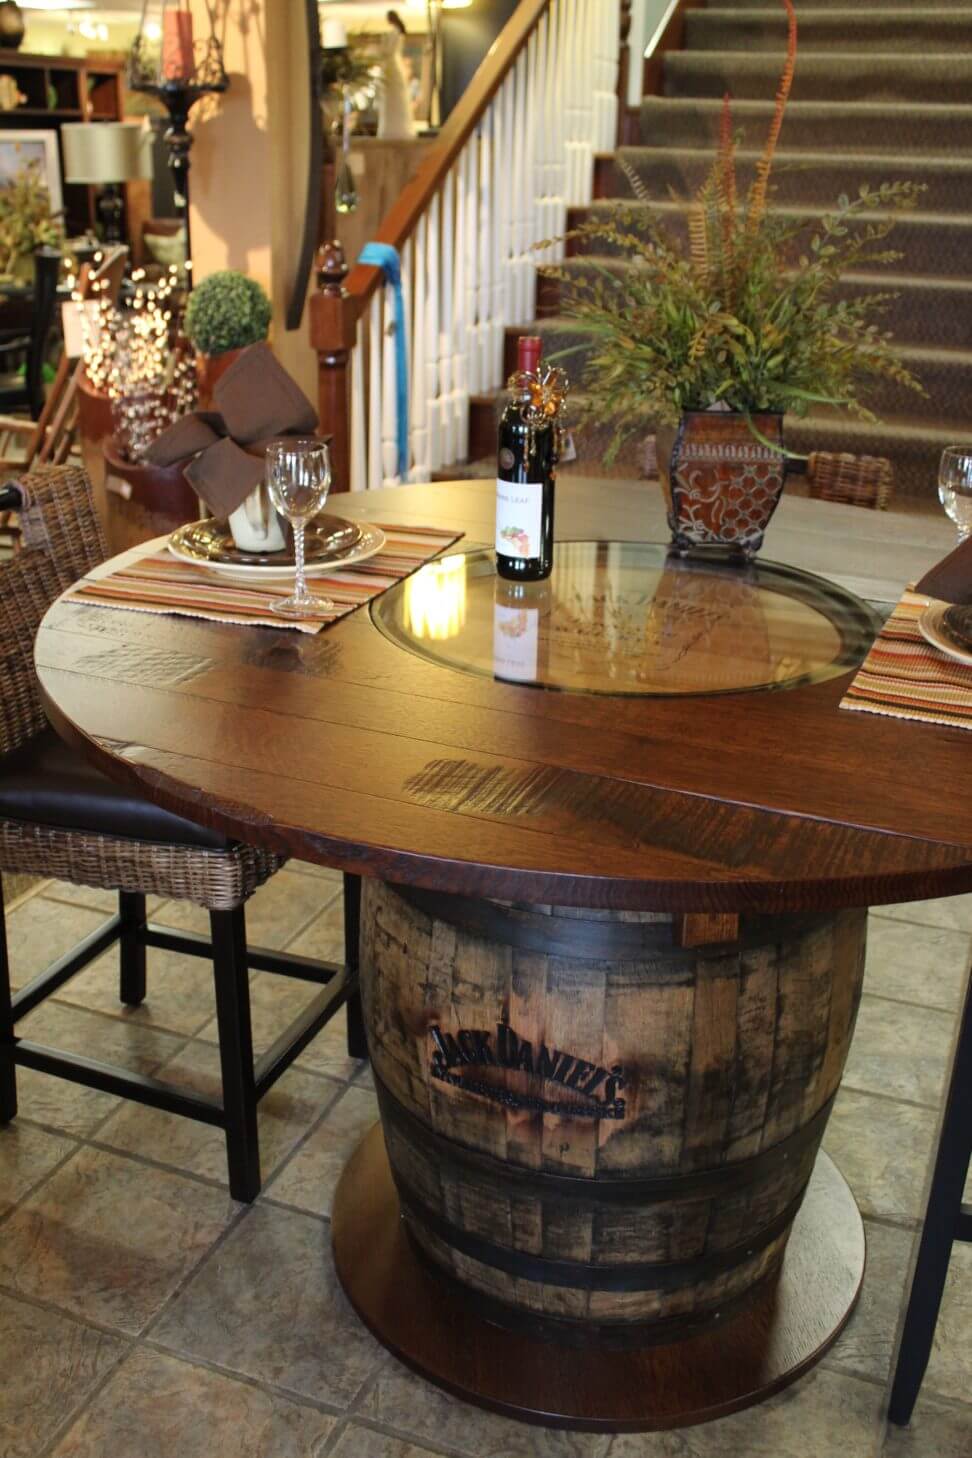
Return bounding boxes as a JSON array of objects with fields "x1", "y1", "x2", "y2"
[
  {"x1": 889, "y1": 971, "x2": 972, "y2": 1426},
  {"x1": 211, "y1": 907, "x2": 260, "y2": 1202},
  {"x1": 0, "y1": 874, "x2": 16, "y2": 1123},
  {"x1": 343, "y1": 873, "x2": 368, "y2": 1060},
  {"x1": 119, "y1": 891, "x2": 147, "y2": 1006}
]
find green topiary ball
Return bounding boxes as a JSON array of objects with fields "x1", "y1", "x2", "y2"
[{"x1": 184, "y1": 270, "x2": 272, "y2": 357}]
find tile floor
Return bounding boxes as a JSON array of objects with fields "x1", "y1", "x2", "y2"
[{"x1": 1, "y1": 868, "x2": 970, "y2": 1458}]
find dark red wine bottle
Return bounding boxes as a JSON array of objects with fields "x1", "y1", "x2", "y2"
[{"x1": 495, "y1": 335, "x2": 556, "y2": 582}]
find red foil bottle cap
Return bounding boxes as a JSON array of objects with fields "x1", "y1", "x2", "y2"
[{"x1": 517, "y1": 336, "x2": 542, "y2": 374}]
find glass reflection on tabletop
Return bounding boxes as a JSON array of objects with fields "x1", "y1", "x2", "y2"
[
  {"x1": 373, "y1": 542, "x2": 879, "y2": 698},
  {"x1": 403, "y1": 552, "x2": 468, "y2": 641}
]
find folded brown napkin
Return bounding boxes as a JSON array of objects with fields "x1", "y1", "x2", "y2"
[
  {"x1": 139, "y1": 344, "x2": 320, "y2": 518},
  {"x1": 184, "y1": 437, "x2": 265, "y2": 516},
  {"x1": 214, "y1": 341, "x2": 318, "y2": 446},
  {"x1": 145, "y1": 411, "x2": 226, "y2": 469},
  {"x1": 915, "y1": 537, "x2": 972, "y2": 605}
]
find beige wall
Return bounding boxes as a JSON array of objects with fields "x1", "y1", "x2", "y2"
[{"x1": 188, "y1": 0, "x2": 317, "y2": 397}]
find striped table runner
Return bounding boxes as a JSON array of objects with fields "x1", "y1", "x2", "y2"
[
  {"x1": 840, "y1": 589, "x2": 972, "y2": 731},
  {"x1": 67, "y1": 524, "x2": 463, "y2": 635}
]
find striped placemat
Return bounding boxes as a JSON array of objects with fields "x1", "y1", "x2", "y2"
[
  {"x1": 67, "y1": 524, "x2": 463, "y2": 635},
  {"x1": 840, "y1": 588, "x2": 972, "y2": 731}
]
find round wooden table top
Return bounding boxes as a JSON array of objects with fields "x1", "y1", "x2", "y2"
[{"x1": 35, "y1": 478, "x2": 972, "y2": 913}]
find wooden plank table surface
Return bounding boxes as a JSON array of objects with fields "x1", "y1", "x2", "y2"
[{"x1": 35, "y1": 478, "x2": 971, "y2": 914}]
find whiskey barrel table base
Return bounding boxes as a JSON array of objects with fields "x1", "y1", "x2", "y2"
[
  {"x1": 332, "y1": 1128, "x2": 864, "y2": 1431},
  {"x1": 334, "y1": 880, "x2": 869, "y2": 1429}
]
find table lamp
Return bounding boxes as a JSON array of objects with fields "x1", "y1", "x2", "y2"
[{"x1": 61, "y1": 122, "x2": 154, "y2": 244}]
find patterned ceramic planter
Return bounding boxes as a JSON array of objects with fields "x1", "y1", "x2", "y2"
[{"x1": 657, "y1": 411, "x2": 786, "y2": 561}]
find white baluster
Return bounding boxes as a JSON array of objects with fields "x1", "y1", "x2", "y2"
[
  {"x1": 410, "y1": 215, "x2": 429, "y2": 480},
  {"x1": 439, "y1": 171, "x2": 457, "y2": 467},
  {"x1": 477, "y1": 117, "x2": 493, "y2": 391},
  {"x1": 452, "y1": 147, "x2": 470, "y2": 462},
  {"x1": 426, "y1": 191, "x2": 443, "y2": 469},
  {"x1": 380, "y1": 280, "x2": 400, "y2": 487},
  {"x1": 463, "y1": 141, "x2": 479, "y2": 397},
  {"x1": 350, "y1": 314, "x2": 365, "y2": 493},
  {"x1": 368, "y1": 291, "x2": 382, "y2": 491}
]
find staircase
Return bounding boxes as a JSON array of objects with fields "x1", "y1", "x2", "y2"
[{"x1": 465, "y1": 0, "x2": 972, "y2": 502}]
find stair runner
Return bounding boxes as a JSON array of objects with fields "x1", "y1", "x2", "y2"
[{"x1": 458, "y1": 0, "x2": 972, "y2": 500}]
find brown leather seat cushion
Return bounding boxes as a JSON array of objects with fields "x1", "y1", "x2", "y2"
[{"x1": 0, "y1": 728, "x2": 230, "y2": 850}]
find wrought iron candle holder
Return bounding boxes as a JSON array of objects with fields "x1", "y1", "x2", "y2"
[{"x1": 127, "y1": 1, "x2": 229, "y2": 287}]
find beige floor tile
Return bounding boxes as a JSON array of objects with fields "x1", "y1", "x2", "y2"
[
  {"x1": 0, "y1": 1145, "x2": 234, "y2": 1335},
  {"x1": 12, "y1": 1001, "x2": 188, "y2": 1138},
  {"x1": 921, "y1": 1239, "x2": 972, "y2": 1404},
  {"x1": 358, "y1": 1362, "x2": 612, "y2": 1458},
  {"x1": 98, "y1": 1040, "x2": 337, "y2": 1187},
  {"x1": 0, "y1": 1121, "x2": 76, "y2": 1216},
  {"x1": 266, "y1": 1084, "x2": 378, "y2": 1216},
  {"x1": 825, "y1": 1220, "x2": 915, "y2": 1385},
  {"x1": 0, "y1": 1290, "x2": 125, "y2": 1458},
  {"x1": 882, "y1": 1395, "x2": 972, "y2": 1456},
  {"x1": 194, "y1": 969, "x2": 353, "y2": 1077},
  {"x1": 864, "y1": 918, "x2": 971, "y2": 1013},
  {"x1": 842, "y1": 995, "x2": 957, "y2": 1108},
  {"x1": 155, "y1": 872, "x2": 334, "y2": 951},
  {"x1": 330, "y1": 1424, "x2": 452, "y2": 1458},
  {"x1": 287, "y1": 895, "x2": 346, "y2": 962},
  {"x1": 602, "y1": 1369, "x2": 884, "y2": 1456},
  {"x1": 50, "y1": 1347, "x2": 336, "y2": 1458},
  {"x1": 54, "y1": 943, "x2": 218, "y2": 1037},
  {"x1": 152, "y1": 1202, "x2": 385, "y2": 1408},
  {"x1": 823, "y1": 1089, "x2": 937, "y2": 1223},
  {"x1": 877, "y1": 894, "x2": 972, "y2": 935},
  {"x1": 4, "y1": 896, "x2": 109, "y2": 991},
  {"x1": 42, "y1": 882, "x2": 165, "y2": 918}
]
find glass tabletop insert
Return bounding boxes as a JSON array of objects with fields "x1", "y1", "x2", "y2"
[{"x1": 371, "y1": 542, "x2": 880, "y2": 697}]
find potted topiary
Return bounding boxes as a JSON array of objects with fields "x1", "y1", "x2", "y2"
[
  {"x1": 184, "y1": 270, "x2": 272, "y2": 406},
  {"x1": 540, "y1": 0, "x2": 925, "y2": 560}
]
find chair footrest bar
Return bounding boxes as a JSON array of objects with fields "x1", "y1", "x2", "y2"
[
  {"x1": 14, "y1": 1039, "x2": 224, "y2": 1126},
  {"x1": 142, "y1": 924, "x2": 343, "y2": 984},
  {"x1": 12, "y1": 914, "x2": 122, "y2": 1020},
  {"x1": 254, "y1": 974, "x2": 352, "y2": 1100}
]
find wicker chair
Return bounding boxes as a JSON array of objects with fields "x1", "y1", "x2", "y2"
[
  {"x1": 0, "y1": 465, "x2": 362, "y2": 1201},
  {"x1": 805, "y1": 451, "x2": 894, "y2": 510}
]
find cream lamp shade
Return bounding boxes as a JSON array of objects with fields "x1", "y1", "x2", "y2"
[{"x1": 61, "y1": 122, "x2": 155, "y2": 185}]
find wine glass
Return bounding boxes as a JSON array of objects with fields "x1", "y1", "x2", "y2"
[
  {"x1": 938, "y1": 446, "x2": 972, "y2": 544},
  {"x1": 265, "y1": 438, "x2": 334, "y2": 618}
]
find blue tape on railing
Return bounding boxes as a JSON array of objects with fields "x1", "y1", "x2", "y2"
[{"x1": 359, "y1": 242, "x2": 409, "y2": 480}]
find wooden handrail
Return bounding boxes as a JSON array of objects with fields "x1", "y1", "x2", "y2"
[{"x1": 342, "y1": 0, "x2": 553, "y2": 310}]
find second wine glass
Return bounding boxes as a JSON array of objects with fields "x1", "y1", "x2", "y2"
[
  {"x1": 938, "y1": 445, "x2": 972, "y2": 545},
  {"x1": 265, "y1": 438, "x2": 334, "y2": 618}
]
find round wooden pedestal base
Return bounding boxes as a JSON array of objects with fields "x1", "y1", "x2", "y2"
[{"x1": 332, "y1": 1126, "x2": 865, "y2": 1432}]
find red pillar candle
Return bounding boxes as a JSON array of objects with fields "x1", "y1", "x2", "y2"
[{"x1": 162, "y1": 7, "x2": 194, "y2": 81}]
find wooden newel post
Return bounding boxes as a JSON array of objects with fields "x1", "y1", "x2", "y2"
[{"x1": 309, "y1": 240, "x2": 356, "y2": 495}]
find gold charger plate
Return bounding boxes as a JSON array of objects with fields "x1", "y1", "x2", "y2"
[{"x1": 169, "y1": 514, "x2": 362, "y2": 572}]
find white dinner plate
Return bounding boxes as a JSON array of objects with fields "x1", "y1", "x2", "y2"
[
  {"x1": 918, "y1": 601, "x2": 972, "y2": 668},
  {"x1": 168, "y1": 521, "x2": 387, "y2": 581}
]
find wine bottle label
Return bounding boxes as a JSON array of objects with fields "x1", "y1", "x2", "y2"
[
  {"x1": 496, "y1": 478, "x2": 543, "y2": 560},
  {"x1": 493, "y1": 602, "x2": 539, "y2": 682}
]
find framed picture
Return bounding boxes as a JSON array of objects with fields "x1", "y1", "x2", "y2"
[{"x1": 0, "y1": 130, "x2": 63, "y2": 217}]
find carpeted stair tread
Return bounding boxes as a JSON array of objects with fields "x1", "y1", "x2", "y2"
[
  {"x1": 640, "y1": 96, "x2": 972, "y2": 154},
  {"x1": 688, "y1": 9, "x2": 972, "y2": 54},
  {"x1": 568, "y1": 199, "x2": 972, "y2": 280},
  {"x1": 609, "y1": 145, "x2": 972, "y2": 214},
  {"x1": 664, "y1": 52, "x2": 972, "y2": 104}
]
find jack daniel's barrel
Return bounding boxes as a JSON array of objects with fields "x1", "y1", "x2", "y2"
[{"x1": 360, "y1": 880, "x2": 867, "y2": 1344}]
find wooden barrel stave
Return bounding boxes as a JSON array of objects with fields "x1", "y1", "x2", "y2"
[{"x1": 361, "y1": 879, "x2": 867, "y2": 1339}]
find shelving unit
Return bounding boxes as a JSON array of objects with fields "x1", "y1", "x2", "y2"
[{"x1": 0, "y1": 53, "x2": 125, "y2": 236}]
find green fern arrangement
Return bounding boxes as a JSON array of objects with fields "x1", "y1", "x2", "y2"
[{"x1": 538, "y1": 0, "x2": 925, "y2": 461}]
